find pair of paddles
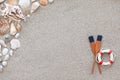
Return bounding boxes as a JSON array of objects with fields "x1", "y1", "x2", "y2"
[{"x1": 88, "y1": 35, "x2": 102, "y2": 74}]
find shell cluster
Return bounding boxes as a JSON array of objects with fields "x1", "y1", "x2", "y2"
[{"x1": 0, "y1": 0, "x2": 54, "y2": 72}]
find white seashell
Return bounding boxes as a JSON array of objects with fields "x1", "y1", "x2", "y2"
[
  {"x1": 0, "y1": 39, "x2": 7, "y2": 47},
  {"x1": 6, "y1": 0, "x2": 18, "y2": 5},
  {"x1": 19, "y1": 0, "x2": 31, "y2": 15},
  {"x1": 4, "y1": 55, "x2": 10, "y2": 61},
  {"x1": 0, "y1": 65, "x2": 3, "y2": 72},
  {"x1": 2, "y1": 61, "x2": 7, "y2": 67},
  {"x1": 10, "y1": 39, "x2": 20, "y2": 50},
  {"x1": 9, "y1": 49, "x2": 13, "y2": 56},
  {"x1": 31, "y1": 2, "x2": 40, "y2": 13},
  {"x1": 6, "y1": 5, "x2": 26, "y2": 21},
  {"x1": 48, "y1": 0, "x2": 54, "y2": 4},
  {"x1": 15, "y1": 33, "x2": 20, "y2": 38},
  {"x1": 10, "y1": 23, "x2": 17, "y2": 35},
  {"x1": 2, "y1": 48, "x2": 9, "y2": 56}
]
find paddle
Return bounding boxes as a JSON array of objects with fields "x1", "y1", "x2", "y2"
[{"x1": 88, "y1": 35, "x2": 102, "y2": 74}]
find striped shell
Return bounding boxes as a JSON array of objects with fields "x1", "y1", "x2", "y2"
[{"x1": 0, "y1": 19, "x2": 9, "y2": 36}]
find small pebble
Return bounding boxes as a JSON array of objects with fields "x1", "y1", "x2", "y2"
[
  {"x1": 2, "y1": 48, "x2": 8, "y2": 56},
  {"x1": 2, "y1": 61, "x2": 7, "y2": 67},
  {"x1": 0, "y1": 65, "x2": 3, "y2": 72},
  {"x1": 48, "y1": 0, "x2": 54, "y2": 4},
  {"x1": 3, "y1": 55, "x2": 10, "y2": 61},
  {"x1": 15, "y1": 33, "x2": 20, "y2": 38},
  {"x1": 4, "y1": 34, "x2": 12, "y2": 42},
  {"x1": 10, "y1": 39, "x2": 20, "y2": 50},
  {"x1": 9, "y1": 50, "x2": 13, "y2": 56}
]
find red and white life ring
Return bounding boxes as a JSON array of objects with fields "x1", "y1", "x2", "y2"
[{"x1": 96, "y1": 49, "x2": 115, "y2": 66}]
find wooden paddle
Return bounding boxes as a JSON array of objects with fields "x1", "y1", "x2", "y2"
[{"x1": 88, "y1": 35, "x2": 102, "y2": 74}]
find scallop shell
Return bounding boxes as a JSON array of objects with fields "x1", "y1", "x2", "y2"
[
  {"x1": 31, "y1": 2, "x2": 40, "y2": 13},
  {"x1": 0, "y1": 19, "x2": 9, "y2": 36},
  {"x1": 6, "y1": 0, "x2": 18, "y2": 5},
  {"x1": 19, "y1": 0, "x2": 31, "y2": 15}
]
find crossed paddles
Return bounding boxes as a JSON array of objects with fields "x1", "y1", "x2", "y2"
[{"x1": 88, "y1": 35, "x2": 102, "y2": 74}]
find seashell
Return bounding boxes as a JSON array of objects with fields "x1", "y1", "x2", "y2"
[
  {"x1": 10, "y1": 23, "x2": 17, "y2": 35},
  {"x1": 3, "y1": 55, "x2": 10, "y2": 61},
  {"x1": 31, "y1": 2, "x2": 40, "y2": 13},
  {"x1": 16, "y1": 23, "x2": 22, "y2": 32},
  {"x1": 2, "y1": 4, "x2": 25, "y2": 21},
  {"x1": 9, "y1": 49, "x2": 13, "y2": 56},
  {"x1": 11, "y1": 6, "x2": 26, "y2": 21},
  {"x1": 2, "y1": 48, "x2": 9, "y2": 56},
  {"x1": 6, "y1": 0, "x2": 18, "y2": 5},
  {"x1": 19, "y1": 0, "x2": 31, "y2": 16},
  {"x1": 0, "y1": 19, "x2": 10, "y2": 36},
  {"x1": 0, "y1": 39, "x2": 7, "y2": 47},
  {"x1": 40, "y1": 0, "x2": 48, "y2": 6},
  {"x1": 15, "y1": 33, "x2": 20, "y2": 38},
  {"x1": 48, "y1": 0, "x2": 54, "y2": 4},
  {"x1": 10, "y1": 39, "x2": 20, "y2": 50},
  {"x1": 0, "y1": 65, "x2": 3, "y2": 72},
  {"x1": 2, "y1": 61, "x2": 7, "y2": 67}
]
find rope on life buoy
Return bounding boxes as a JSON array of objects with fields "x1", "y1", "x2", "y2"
[{"x1": 96, "y1": 49, "x2": 115, "y2": 66}]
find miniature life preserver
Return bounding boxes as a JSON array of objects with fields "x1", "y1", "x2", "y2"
[{"x1": 96, "y1": 49, "x2": 115, "y2": 66}]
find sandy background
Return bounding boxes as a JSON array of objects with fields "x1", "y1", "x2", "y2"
[{"x1": 0, "y1": 0, "x2": 120, "y2": 80}]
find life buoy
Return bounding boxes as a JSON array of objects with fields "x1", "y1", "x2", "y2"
[{"x1": 96, "y1": 49, "x2": 115, "y2": 66}]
